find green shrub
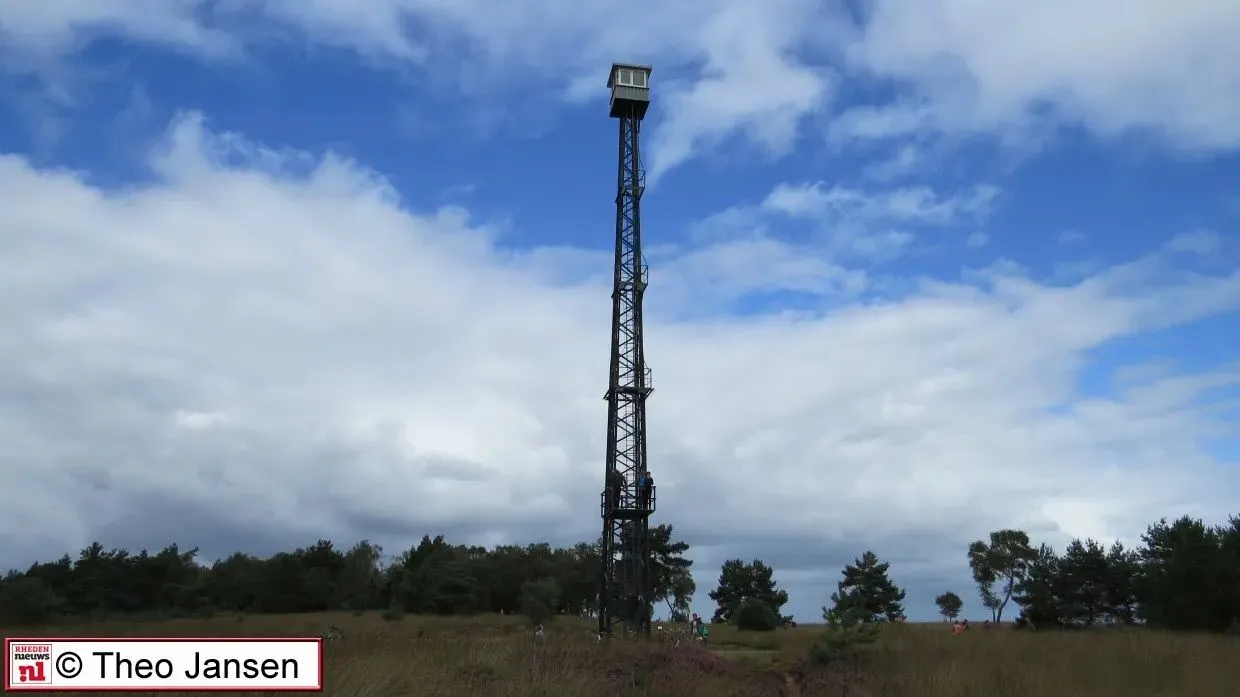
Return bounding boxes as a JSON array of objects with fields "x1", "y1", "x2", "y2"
[
  {"x1": 810, "y1": 595, "x2": 881, "y2": 665},
  {"x1": 381, "y1": 604, "x2": 404, "y2": 622},
  {"x1": 735, "y1": 598, "x2": 781, "y2": 631},
  {"x1": 519, "y1": 578, "x2": 561, "y2": 626}
]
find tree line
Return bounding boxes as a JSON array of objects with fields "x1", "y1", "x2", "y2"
[
  {"x1": 2, "y1": 512, "x2": 1236, "y2": 636},
  {"x1": 934, "y1": 514, "x2": 1240, "y2": 633},
  {"x1": 704, "y1": 512, "x2": 1240, "y2": 636},
  {"x1": 0, "y1": 526, "x2": 695, "y2": 626}
]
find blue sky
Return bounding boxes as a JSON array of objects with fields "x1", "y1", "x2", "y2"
[{"x1": 1, "y1": 0, "x2": 1238, "y2": 622}]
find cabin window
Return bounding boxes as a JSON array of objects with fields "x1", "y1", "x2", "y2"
[{"x1": 615, "y1": 69, "x2": 646, "y2": 88}]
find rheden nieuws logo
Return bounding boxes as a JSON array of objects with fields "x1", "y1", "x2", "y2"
[{"x1": 9, "y1": 643, "x2": 53, "y2": 686}]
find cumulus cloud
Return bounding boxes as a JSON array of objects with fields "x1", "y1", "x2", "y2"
[
  {"x1": 0, "y1": 0, "x2": 238, "y2": 59},
  {"x1": 756, "y1": 181, "x2": 998, "y2": 261},
  {"x1": 2, "y1": 115, "x2": 1239, "y2": 616},
  {"x1": 643, "y1": 181, "x2": 1002, "y2": 315},
  {"x1": 761, "y1": 182, "x2": 999, "y2": 223},
  {"x1": 6, "y1": 0, "x2": 1239, "y2": 181},
  {"x1": 1059, "y1": 230, "x2": 1088, "y2": 245},
  {"x1": 839, "y1": 0, "x2": 1240, "y2": 151},
  {"x1": 863, "y1": 144, "x2": 922, "y2": 183},
  {"x1": 0, "y1": 0, "x2": 843, "y2": 181},
  {"x1": 1166, "y1": 230, "x2": 1223, "y2": 255},
  {"x1": 965, "y1": 232, "x2": 988, "y2": 248}
]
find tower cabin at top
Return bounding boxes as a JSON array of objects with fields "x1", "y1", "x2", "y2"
[{"x1": 607, "y1": 62, "x2": 652, "y2": 120}]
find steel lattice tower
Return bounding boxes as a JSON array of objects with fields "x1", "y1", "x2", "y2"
[{"x1": 598, "y1": 62, "x2": 655, "y2": 638}]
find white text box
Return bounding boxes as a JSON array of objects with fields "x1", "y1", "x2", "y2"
[{"x1": 5, "y1": 638, "x2": 322, "y2": 691}]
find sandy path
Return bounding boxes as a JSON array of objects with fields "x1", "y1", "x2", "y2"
[{"x1": 783, "y1": 672, "x2": 800, "y2": 696}]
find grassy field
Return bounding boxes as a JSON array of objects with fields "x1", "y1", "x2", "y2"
[{"x1": 6, "y1": 613, "x2": 1240, "y2": 696}]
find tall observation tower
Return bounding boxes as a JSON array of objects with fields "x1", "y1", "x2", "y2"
[{"x1": 597, "y1": 62, "x2": 656, "y2": 638}]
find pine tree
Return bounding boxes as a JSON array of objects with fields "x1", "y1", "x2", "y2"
[
  {"x1": 828, "y1": 551, "x2": 906, "y2": 623},
  {"x1": 934, "y1": 591, "x2": 963, "y2": 621}
]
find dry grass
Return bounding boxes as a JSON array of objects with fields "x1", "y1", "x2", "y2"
[
  {"x1": 790, "y1": 622, "x2": 1240, "y2": 697},
  {"x1": 5, "y1": 613, "x2": 1239, "y2": 696}
]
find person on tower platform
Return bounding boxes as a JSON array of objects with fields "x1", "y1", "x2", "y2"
[
  {"x1": 607, "y1": 468, "x2": 625, "y2": 510},
  {"x1": 637, "y1": 470, "x2": 653, "y2": 510}
]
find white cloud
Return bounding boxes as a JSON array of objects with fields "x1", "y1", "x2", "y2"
[
  {"x1": 651, "y1": 235, "x2": 869, "y2": 315},
  {"x1": 863, "y1": 144, "x2": 921, "y2": 182},
  {"x1": 762, "y1": 182, "x2": 999, "y2": 223},
  {"x1": 8, "y1": 1, "x2": 1237, "y2": 181},
  {"x1": 829, "y1": 103, "x2": 935, "y2": 144},
  {"x1": 965, "y1": 231, "x2": 988, "y2": 248},
  {"x1": 0, "y1": 0, "x2": 844, "y2": 181},
  {"x1": 753, "y1": 181, "x2": 998, "y2": 261},
  {"x1": 840, "y1": 0, "x2": 1240, "y2": 151},
  {"x1": 0, "y1": 0, "x2": 238, "y2": 59},
  {"x1": 2, "y1": 115, "x2": 1239, "y2": 611},
  {"x1": 1166, "y1": 229, "x2": 1223, "y2": 255}
]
